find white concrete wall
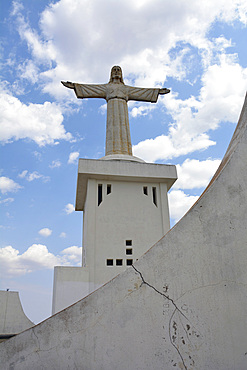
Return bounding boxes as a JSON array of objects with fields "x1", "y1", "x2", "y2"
[
  {"x1": 86, "y1": 179, "x2": 170, "y2": 285},
  {"x1": 53, "y1": 162, "x2": 175, "y2": 314},
  {"x1": 52, "y1": 267, "x2": 89, "y2": 315},
  {"x1": 75, "y1": 159, "x2": 177, "y2": 211},
  {"x1": 0, "y1": 291, "x2": 34, "y2": 336},
  {"x1": 1, "y1": 95, "x2": 247, "y2": 370}
]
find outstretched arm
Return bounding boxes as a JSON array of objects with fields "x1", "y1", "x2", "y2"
[
  {"x1": 61, "y1": 81, "x2": 107, "y2": 99},
  {"x1": 128, "y1": 86, "x2": 170, "y2": 103}
]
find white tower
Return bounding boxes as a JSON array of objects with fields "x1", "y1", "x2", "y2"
[{"x1": 52, "y1": 67, "x2": 177, "y2": 314}]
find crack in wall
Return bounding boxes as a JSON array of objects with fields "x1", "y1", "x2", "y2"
[
  {"x1": 177, "y1": 280, "x2": 243, "y2": 301},
  {"x1": 132, "y1": 265, "x2": 201, "y2": 370},
  {"x1": 32, "y1": 328, "x2": 40, "y2": 350}
]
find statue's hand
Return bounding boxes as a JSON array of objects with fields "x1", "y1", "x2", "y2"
[
  {"x1": 61, "y1": 81, "x2": 75, "y2": 89},
  {"x1": 159, "y1": 88, "x2": 170, "y2": 95}
]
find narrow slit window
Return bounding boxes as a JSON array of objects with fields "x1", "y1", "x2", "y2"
[
  {"x1": 98, "y1": 184, "x2": 103, "y2": 206},
  {"x1": 126, "y1": 248, "x2": 132, "y2": 255},
  {"x1": 116, "y1": 259, "x2": 123, "y2": 266},
  {"x1": 107, "y1": 184, "x2": 111, "y2": 195},
  {"x1": 126, "y1": 259, "x2": 133, "y2": 266},
  {"x1": 106, "y1": 259, "x2": 113, "y2": 266},
  {"x1": 143, "y1": 186, "x2": 148, "y2": 195},
  {"x1": 126, "y1": 240, "x2": 132, "y2": 246},
  {"x1": 152, "y1": 187, "x2": 157, "y2": 206}
]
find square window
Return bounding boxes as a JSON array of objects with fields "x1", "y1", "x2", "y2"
[
  {"x1": 126, "y1": 240, "x2": 132, "y2": 246},
  {"x1": 126, "y1": 259, "x2": 133, "y2": 266},
  {"x1": 116, "y1": 259, "x2": 123, "y2": 266},
  {"x1": 106, "y1": 259, "x2": 113, "y2": 266},
  {"x1": 126, "y1": 248, "x2": 132, "y2": 255}
]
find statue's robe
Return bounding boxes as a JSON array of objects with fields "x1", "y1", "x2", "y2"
[{"x1": 73, "y1": 82, "x2": 160, "y2": 156}]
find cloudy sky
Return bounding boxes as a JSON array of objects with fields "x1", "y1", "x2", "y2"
[{"x1": 0, "y1": 0, "x2": 246, "y2": 324}]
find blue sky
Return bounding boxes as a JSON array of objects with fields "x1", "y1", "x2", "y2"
[{"x1": 0, "y1": 0, "x2": 246, "y2": 324}]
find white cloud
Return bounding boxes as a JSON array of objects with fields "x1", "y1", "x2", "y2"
[
  {"x1": 18, "y1": 170, "x2": 28, "y2": 178},
  {"x1": 11, "y1": 0, "x2": 24, "y2": 16},
  {"x1": 13, "y1": 4, "x2": 57, "y2": 64},
  {"x1": 64, "y1": 203, "x2": 74, "y2": 214},
  {"x1": 130, "y1": 103, "x2": 155, "y2": 118},
  {"x1": 10, "y1": 0, "x2": 247, "y2": 100},
  {"x1": 168, "y1": 190, "x2": 199, "y2": 223},
  {"x1": 33, "y1": 151, "x2": 42, "y2": 160},
  {"x1": 133, "y1": 54, "x2": 247, "y2": 162},
  {"x1": 62, "y1": 246, "x2": 82, "y2": 262},
  {"x1": 0, "y1": 91, "x2": 72, "y2": 146},
  {"x1": 0, "y1": 198, "x2": 14, "y2": 205},
  {"x1": 49, "y1": 160, "x2": 61, "y2": 168},
  {"x1": 18, "y1": 60, "x2": 40, "y2": 84},
  {"x1": 133, "y1": 132, "x2": 215, "y2": 163},
  {"x1": 27, "y1": 172, "x2": 44, "y2": 182},
  {"x1": 0, "y1": 244, "x2": 59, "y2": 276},
  {"x1": 0, "y1": 176, "x2": 22, "y2": 194},
  {"x1": 68, "y1": 151, "x2": 79, "y2": 164},
  {"x1": 167, "y1": 158, "x2": 220, "y2": 223},
  {"x1": 59, "y1": 232, "x2": 67, "y2": 238},
  {"x1": 38, "y1": 228, "x2": 52, "y2": 237},
  {"x1": 197, "y1": 55, "x2": 247, "y2": 124},
  {"x1": 173, "y1": 158, "x2": 221, "y2": 190},
  {"x1": 0, "y1": 244, "x2": 82, "y2": 276},
  {"x1": 18, "y1": 170, "x2": 50, "y2": 182}
]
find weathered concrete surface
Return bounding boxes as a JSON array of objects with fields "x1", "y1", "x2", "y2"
[{"x1": 0, "y1": 94, "x2": 247, "y2": 369}]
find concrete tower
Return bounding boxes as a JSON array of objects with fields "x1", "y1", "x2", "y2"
[{"x1": 52, "y1": 67, "x2": 177, "y2": 314}]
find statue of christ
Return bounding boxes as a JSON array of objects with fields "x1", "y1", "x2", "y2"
[{"x1": 62, "y1": 66, "x2": 170, "y2": 156}]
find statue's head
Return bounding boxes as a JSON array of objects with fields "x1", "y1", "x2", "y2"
[{"x1": 109, "y1": 66, "x2": 124, "y2": 83}]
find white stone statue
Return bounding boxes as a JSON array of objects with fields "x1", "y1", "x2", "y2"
[{"x1": 62, "y1": 66, "x2": 170, "y2": 156}]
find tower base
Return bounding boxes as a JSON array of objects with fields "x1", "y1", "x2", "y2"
[{"x1": 52, "y1": 159, "x2": 177, "y2": 314}]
